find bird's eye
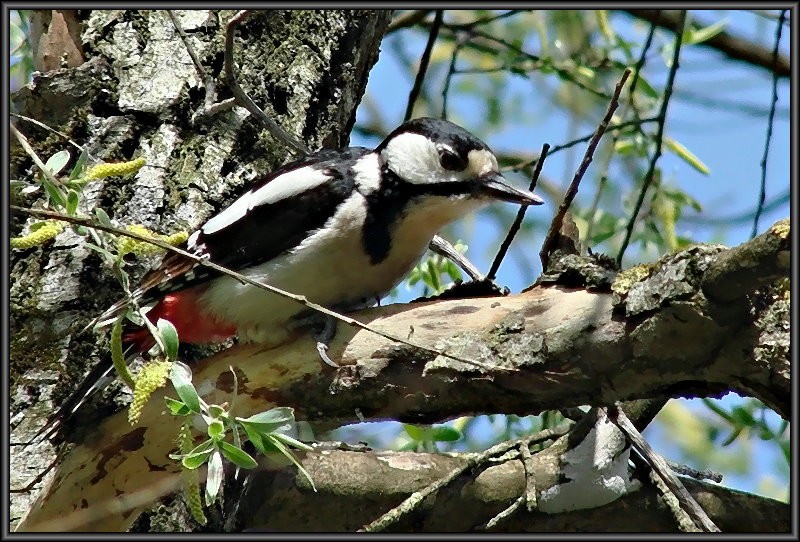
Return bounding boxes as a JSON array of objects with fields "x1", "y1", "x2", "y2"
[{"x1": 438, "y1": 148, "x2": 466, "y2": 171}]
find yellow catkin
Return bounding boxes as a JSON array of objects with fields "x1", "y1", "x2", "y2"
[
  {"x1": 85, "y1": 157, "x2": 147, "y2": 180},
  {"x1": 177, "y1": 422, "x2": 207, "y2": 525},
  {"x1": 117, "y1": 224, "x2": 188, "y2": 257},
  {"x1": 10, "y1": 221, "x2": 64, "y2": 249},
  {"x1": 128, "y1": 359, "x2": 172, "y2": 425}
]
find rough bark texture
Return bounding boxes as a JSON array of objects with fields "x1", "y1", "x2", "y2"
[
  {"x1": 9, "y1": 8, "x2": 789, "y2": 534},
  {"x1": 12, "y1": 221, "x2": 789, "y2": 532},
  {"x1": 10, "y1": 8, "x2": 392, "y2": 531}
]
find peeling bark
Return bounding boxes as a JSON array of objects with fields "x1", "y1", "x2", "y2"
[{"x1": 13, "y1": 223, "x2": 790, "y2": 532}]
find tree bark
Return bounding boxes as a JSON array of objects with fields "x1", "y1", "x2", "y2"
[
  {"x1": 10, "y1": 8, "x2": 392, "y2": 531},
  {"x1": 13, "y1": 221, "x2": 789, "y2": 532},
  {"x1": 9, "y1": 8, "x2": 789, "y2": 534}
]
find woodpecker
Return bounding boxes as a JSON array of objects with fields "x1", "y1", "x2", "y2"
[{"x1": 36, "y1": 117, "x2": 544, "y2": 441}]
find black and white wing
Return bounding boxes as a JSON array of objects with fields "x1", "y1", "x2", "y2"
[{"x1": 93, "y1": 147, "x2": 373, "y2": 324}]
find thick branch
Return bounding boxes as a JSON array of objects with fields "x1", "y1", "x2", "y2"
[
  {"x1": 702, "y1": 218, "x2": 789, "y2": 304},
  {"x1": 230, "y1": 448, "x2": 789, "y2": 532},
  {"x1": 15, "y1": 223, "x2": 790, "y2": 531}
]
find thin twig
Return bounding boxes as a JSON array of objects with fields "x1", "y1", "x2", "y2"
[
  {"x1": 520, "y1": 440, "x2": 537, "y2": 511},
  {"x1": 359, "y1": 424, "x2": 570, "y2": 532},
  {"x1": 167, "y1": 10, "x2": 216, "y2": 111},
  {"x1": 584, "y1": 19, "x2": 657, "y2": 247},
  {"x1": 10, "y1": 205, "x2": 505, "y2": 374},
  {"x1": 10, "y1": 123, "x2": 66, "y2": 190},
  {"x1": 666, "y1": 460, "x2": 723, "y2": 483},
  {"x1": 452, "y1": 9, "x2": 523, "y2": 30},
  {"x1": 488, "y1": 143, "x2": 550, "y2": 280},
  {"x1": 626, "y1": 18, "x2": 658, "y2": 121},
  {"x1": 503, "y1": 117, "x2": 658, "y2": 172},
  {"x1": 606, "y1": 404, "x2": 720, "y2": 532},
  {"x1": 751, "y1": 9, "x2": 786, "y2": 239},
  {"x1": 441, "y1": 36, "x2": 465, "y2": 120},
  {"x1": 645, "y1": 462, "x2": 701, "y2": 532},
  {"x1": 539, "y1": 68, "x2": 632, "y2": 271},
  {"x1": 10, "y1": 113, "x2": 91, "y2": 157},
  {"x1": 386, "y1": 9, "x2": 433, "y2": 34},
  {"x1": 404, "y1": 10, "x2": 443, "y2": 121},
  {"x1": 480, "y1": 433, "x2": 539, "y2": 530},
  {"x1": 224, "y1": 10, "x2": 308, "y2": 155},
  {"x1": 616, "y1": 10, "x2": 687, "y2": 267},
  {"x1": 482, "y1": 495, "x2": 524, "y2": 530},
  {"x1": 454, "y1": 27, "x2": 610, "y2": 100}
]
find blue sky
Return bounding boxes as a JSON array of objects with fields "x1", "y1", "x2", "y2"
[{"x1": 348, "y1": 10, "x2": 791, "y2": 500}]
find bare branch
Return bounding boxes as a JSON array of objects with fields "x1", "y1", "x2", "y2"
[
  {"x1": 752, "y1": 9, "x2": 787, "y2": 238},
  {"x1": 616, "y1": 10, "x2": 686, "y2": 267},
  {"x1": 404, "y1": 10, "x2": 443, "y2": 121},
  {"x1": 540, "y1": 68, "x2": 631, "y2": 270}
]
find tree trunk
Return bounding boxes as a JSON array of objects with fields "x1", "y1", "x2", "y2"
[
  {"x1": 10, "y1": 8, "x2": 789, "y2": 534},
  {"x1": 10, "y1": 8, "x2": 392, "y2": 531}
]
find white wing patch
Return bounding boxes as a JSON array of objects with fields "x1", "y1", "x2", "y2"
[
  {"x1": 201, "y1": 166, "x2": 331, "y2": 236},
  {"x1": 202, "y1": 190, "x2": 253, "y2": 235},
  {"x1": 249, "y1": 166, "x2": 330, "y2": 209}
]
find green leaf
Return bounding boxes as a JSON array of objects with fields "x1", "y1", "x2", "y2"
[
  {"x1": 184, "y1": 438, "x2": 216, "y2": 457},
  {"x1": 207, "y1": 404, "x2": 226, "y2": 419},
  {"x1": 66, "y1": 189, "x2": 79, "y2": 216},
  {"x1": 165, "y1": 396, "x2": 191, "y2": 416},
  {"x1": 177, "y1": 439, "x2": 216, "y2": 469},
  {"x1": 430, "y1": 426, "x2": 462, "y2": 442},
  {"x1": 614, "y1": 139, "x2": 636, "y2": 155},
  {"x1": 236, "y1": 407, "x2": 295, "y2": 434},
  {"x1": 208, "y1": 419, "x2": 225, "y2": 440},
  {"x1": 44, "y1": 149, "x2": 71, "y2": 176},
  {"x1": 181, "y1": 450, "x2": 212, "y2": 470},
  {"x1": 40, "y1": 176, "x2": 67, "y2": 209},
  {"x1": 270, "y1": 432, "x2": 313, "y2": 452},
  {"x1": 663, "y1": 136, "x2": 710, "y2": 175},
  {"x1": 684, "y1": 18, "x2": 728, "y2": 46},
  {"x1": 69, "y1": 148, "x2": 89, "y2": 180},
  {"x1": 95, "y1": 207, "x2": 112, "y2": 227},
  {"x1": 403, "y1": 424, "x2": 427, "y2": 441},
  {"x1": 426, "y1": 259, "x2": 441, "y2": 293},
  {"x1": 241, "y1": 427, "x2": 275, "y2": 455},
  {"x1": 156, "y1": 318, "x2": 179, "y2": 361},
  {"x1": 265, "y1": 435, "x2": 316, "y2": 492},
  {"x1": 170, "y1": 362, "x2": 201, "y2": 414},
  {"x1": 219, "y1": 440, "x2": 257, "y2": 469},
  {"x1": 633, "y1": 73, "x2": 659, "y2": 100},
  {"x1": 83, "y1": 241, "x2": 116, "y2": 262},
  {"x1": 205, "y1": 450, "x2": 224, "y2": 504}
]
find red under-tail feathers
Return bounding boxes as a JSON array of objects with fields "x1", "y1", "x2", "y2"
[{"x1": 123, "y1": 286, "x2": 237, "y2": 352}]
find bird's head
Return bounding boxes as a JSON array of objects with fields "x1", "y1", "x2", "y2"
[{"x1": 376, "y1": 117, "x2": 544, "y2": 208}]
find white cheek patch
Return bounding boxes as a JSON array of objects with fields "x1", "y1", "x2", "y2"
[
  {"x1": 467, "y1": 149, "x2": 498, "y2": 177},
  {"x1": 382, "y1": 132, "x2": 442, "y2": 185},
  {"x1": 201, "y1": 166, "x2": 331, "y2": 235}
]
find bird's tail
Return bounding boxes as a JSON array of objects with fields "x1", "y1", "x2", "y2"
[
  {"x1": 29, "y1": 345, "x2": 139, "y2": 444},
  {"x1": 30, "y1": 307, "x2": 160, "y2": 445}
]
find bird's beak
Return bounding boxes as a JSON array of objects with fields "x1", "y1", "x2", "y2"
[{"x1": 481, "y1": 173, "x2": 544, "y2": 206}]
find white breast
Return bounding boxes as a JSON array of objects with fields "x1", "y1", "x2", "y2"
[{"x1": 197, "y1": 192, "x2": 486, "y2": 344}]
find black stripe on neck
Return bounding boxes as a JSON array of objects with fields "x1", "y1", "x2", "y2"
[{"x1": 361, "y1": 166, "x2": 475, "y2": 264}]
